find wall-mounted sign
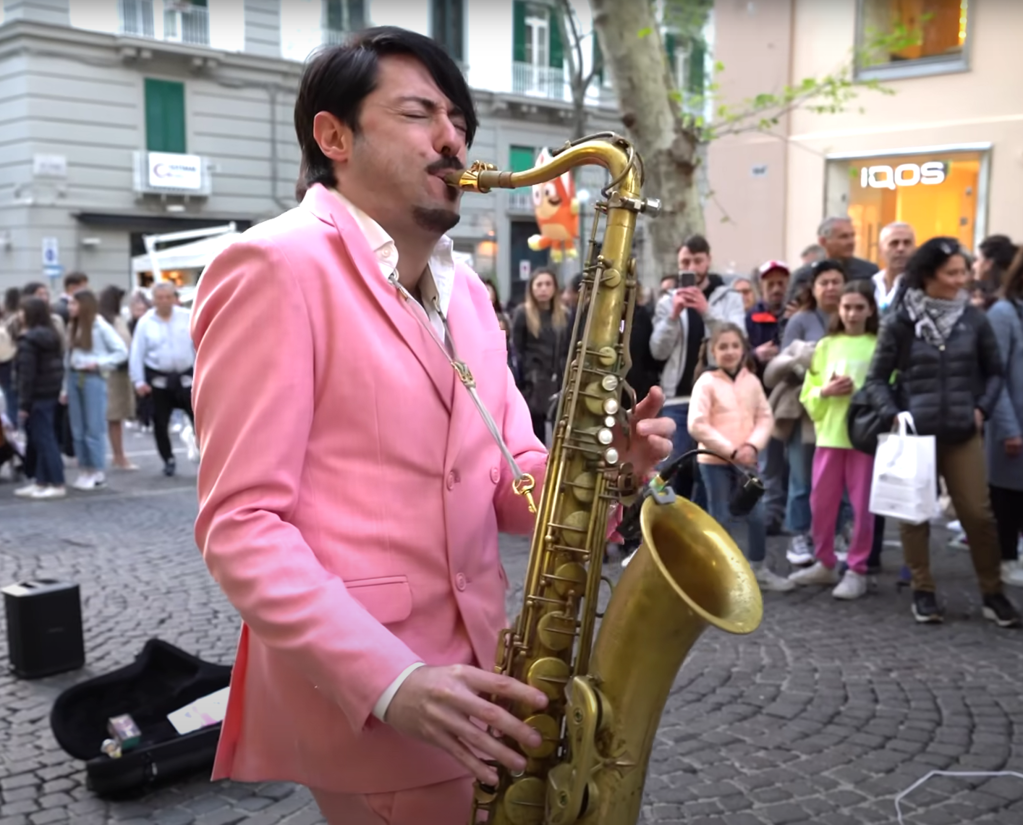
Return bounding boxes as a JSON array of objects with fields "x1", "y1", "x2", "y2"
[
  {"x1": 148, "y1": 152, "x2": 203, "y2": 190},
  {"x1": 860, "y1": 161, "x2": 946, "y2": 191},
  {"x1": 751, "y1": 164, "x2": 768, "y2": 178},
  {"x1": 42, "y1": 237, "x2": 59, "y2": 267},
  {"x1": 33, "y1": 154, "x2": 67, "y2": 178}
]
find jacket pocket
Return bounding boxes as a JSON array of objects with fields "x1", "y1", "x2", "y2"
[{"x1": 345, "y1": 575, "x2": 413, "y2": 625}]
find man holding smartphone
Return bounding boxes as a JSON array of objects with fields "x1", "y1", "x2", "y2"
[{"x1": 648, "y1": 235, "x2": 747, "y2": 512}]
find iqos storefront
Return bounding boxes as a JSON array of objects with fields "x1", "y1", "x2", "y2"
[{"x1": 824, "y1": 143, "x2": 991, "y2": 264}]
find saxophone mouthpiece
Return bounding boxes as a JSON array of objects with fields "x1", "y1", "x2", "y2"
[{"x1": 443, "y1": 169, "x2": 467, "y2": 187}]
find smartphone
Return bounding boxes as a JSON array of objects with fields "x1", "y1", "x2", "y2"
[{"x1": 679, "y1": 271, "x2": 697, "y2": 288}]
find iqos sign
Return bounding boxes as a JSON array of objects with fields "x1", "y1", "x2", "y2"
[{"x1": 860, "y1": 161, "x2": 946, "y2": 190}]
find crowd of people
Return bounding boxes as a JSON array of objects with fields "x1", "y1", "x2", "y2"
[
  {"x1": 0, "y1": 273, "x2": 196, "y2": 498},
  {"x1": 489, "y1": 218, "x2": 1023, "y2": 629}
]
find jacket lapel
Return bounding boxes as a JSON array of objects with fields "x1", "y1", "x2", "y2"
[{"x1": 303, "y1": 185, "x2": 455, "y2": 413}]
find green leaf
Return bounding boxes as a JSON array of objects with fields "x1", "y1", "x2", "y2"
[{"x1": 637, "y1": 26, "x2": 653, "y2": 38}]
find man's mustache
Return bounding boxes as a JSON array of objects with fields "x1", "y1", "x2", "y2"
[{"x1": 427, "y1": 157, "x2": 463, "y2": 175}]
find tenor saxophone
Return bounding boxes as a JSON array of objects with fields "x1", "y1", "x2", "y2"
[{"x1": 446, "y1": 133, "x2": 763, "y2": 825}]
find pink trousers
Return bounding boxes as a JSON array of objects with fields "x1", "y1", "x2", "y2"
[
  {"x1": 311, "y1": 776, "x2": 474, "y2": 825},
  {"x1": 810, "y1": 446, "x2": 875, "y2": 574}
]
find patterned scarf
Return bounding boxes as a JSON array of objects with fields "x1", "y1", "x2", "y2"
[{"x1": 903, "y1": 287, "x2": 968, "y2": 348}]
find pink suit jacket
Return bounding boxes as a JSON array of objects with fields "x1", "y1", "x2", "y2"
[{"x1": 189, "y1": 183, "x2": 547, "y2": 794}]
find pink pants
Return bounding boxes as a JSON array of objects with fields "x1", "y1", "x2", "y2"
[
  {"x1": 810, "y1": 446, "x2": 875, "y2": 574},
  {"x1": 311, "y1": 776, "x2": 474, "y2": 825}
]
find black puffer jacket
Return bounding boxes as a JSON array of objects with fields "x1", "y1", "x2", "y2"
[
  {"x1": 864, "y1": 303, "x2": 1004, "y2": 444},
  {"x1": 16, "y1": 326, "x2": 64, "y2": 411}
]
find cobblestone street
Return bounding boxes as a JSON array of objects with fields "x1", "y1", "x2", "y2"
[{"x1": 1, "y1": 428, "x2": 1021, "y2": 824}]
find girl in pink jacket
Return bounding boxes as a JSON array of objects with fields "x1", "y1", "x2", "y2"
[{"x1": 688, "y1": 323, "x2": 794, "y2": 592}]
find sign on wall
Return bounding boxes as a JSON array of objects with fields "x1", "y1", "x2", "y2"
[
  {"x1": 148, "y1": 153, "x2": 203, "y2": 190},
  {"x1": 860, "y1": 161, "x2": 947, "y2": 190},
  {"x1": 41, "y1": 237, "x2": 59, "y2": 267}
]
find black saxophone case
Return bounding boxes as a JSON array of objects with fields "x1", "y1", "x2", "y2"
[{"x1": 49, "y1": 639, "x2": 233, "y2": 797}]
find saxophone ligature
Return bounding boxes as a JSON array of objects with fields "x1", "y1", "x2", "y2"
[{"x1": 445, "y1": 133, "x2": 763, "y2": 825}]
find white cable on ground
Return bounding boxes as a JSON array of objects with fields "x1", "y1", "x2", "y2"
[{"x1": 894, "y1": 770, "x2": 1023, "y2": 824}]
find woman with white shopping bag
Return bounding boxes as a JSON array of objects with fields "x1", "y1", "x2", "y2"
[{"x1": 862, "y1": 237, "x2": 1021, "y2": 628}]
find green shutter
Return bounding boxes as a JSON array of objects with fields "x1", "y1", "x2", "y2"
[
  {"x1": 687, "y1": 38, "x2": 706, "y2": 95},
  {"x1": 326, "y1": 0, "x2": 343, "y2": 31},
  {"x1": 510, "y1": 145, "x2": 535, "y2": 172},
  {"x1": 664, "y1": 31, "x2": 677, "y2": 87},
  {"x1": 513, "y1": 0, "x2": 526, "y2": 63},
  {"x1": 549, "y1": 7, "x2": 563, "y2": 68},
  {"x1": 592, "y1": 33, "x2": 603, "y2": 84},
  {"x1": 145, "y1": 78, "x2": 186, "y2": 154}
]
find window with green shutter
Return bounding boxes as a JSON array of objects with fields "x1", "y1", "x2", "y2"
[
  {"x1": 144, "y1": 78, "x2": 186, "y2": 154},
  {"x1": 548, "y1": 8, "x2": 563, "y2": 68},
  {"x1": 592, "y1": 33, "x2": 604, "y2": 84},
  {"x1": 431, "y1": 0, "x2": 464, "y2": 64},
  {"x1": 510, "y1": 145, "x2": 535, "y2": 193},
  {"x1": 513, "y1": 0, "x2": 527, "y2": 63},
  {"x1": 686, "y1": 38, "x2": 706, "y2": 96}
]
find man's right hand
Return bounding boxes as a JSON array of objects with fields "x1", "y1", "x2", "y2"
[
  {"x1": 137, "y1": 383, "x2": 152, "y2": 396},
  {"x1": 670, "y1": 289, "x2": 687, "y2": 319},
  {"x1": 385, "y1": 664, "x2": 548, "y2": 787}
]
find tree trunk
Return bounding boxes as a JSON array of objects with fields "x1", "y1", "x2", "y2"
[{"x1": 590, "y1": 0, "x2": 704, "y2": 279}]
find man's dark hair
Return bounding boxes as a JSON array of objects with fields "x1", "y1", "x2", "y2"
[
  {"x1": 680, "y1": 234, "x2": 711, "y2": 256},
  {"x1": 294, "y1": 26, "x2": 478, "y2": 192},
  {"x1": 64, "y1": 271, "x2": 88, "y2": 290},
  {"x1": 21, "y1": 281, "x2": 46, "y2": 297}
]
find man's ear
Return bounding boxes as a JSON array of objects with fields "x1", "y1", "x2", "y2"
[{"x1": 312, "y1": 111, "x2": 353, "y2": 165}]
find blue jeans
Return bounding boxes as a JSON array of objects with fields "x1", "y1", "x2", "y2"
[
  {"x1": 660, "y1": 403, "x2": 706, "y2": 511},
  {"x1": 67, "y1": 371, "x2": 108, "y2": 471},
  {"x1": 786, "y1": 428, "x2": 853, "y2": 539},
  {"x1": 700, "y1": 463, "x2": 767, "y2": 563},
  {"x1": 27, "y1": 399, "x2": 64, "y2": 486}
]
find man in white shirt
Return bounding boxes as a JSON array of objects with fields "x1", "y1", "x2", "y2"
[
  {"x1": 873, "y1": 222, "x2": 916, "y2": 314},
  {"x1": 128, "y1": 282, "x2": 195, "y2": 476}
]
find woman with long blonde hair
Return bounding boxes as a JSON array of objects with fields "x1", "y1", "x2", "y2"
[
  {"x1": 511, "y1": 267, "x2": 570, "y2": 443},
  {"x1": 63, "y1": 288, "x2": 128, "y2": 490}
]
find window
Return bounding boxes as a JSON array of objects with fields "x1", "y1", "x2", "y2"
[
  {"x1": 508, "y1": 145, "x2": 535, "y2": 209},
  {"x1": 512, "y1": 2, "x2": 565, "y2": 97},
  {"x1": 825, "y1": 147, "x2": 988, "y2": 263},
  {"x1": 664, "y1": 32, "x2": 706, "y2": 98},
  {"x1": 324, "y1": 0, "x2": 365, "y2": 35},
  {"x1": 857, "y1": 0, "x2": 969, "y2": 79},
  {"x1": 145, "y1": 79, "x2": 186, "y2": 154},
  {"x1": 431, "y1": 0, "x2": 464, "y2": 65}
]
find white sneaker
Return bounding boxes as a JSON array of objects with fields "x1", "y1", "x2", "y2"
[
  {"x1": 834, "y1": 534, "x2": 849, "y2": 564},
  {"x1": 750, "y1": 563, "x2": 796, "y2": 592},
  {"x1": 946, "y1": 519, "x2": 962, "y2": 533},
  {"x1": 1002, "y1": 560, "x2": 1023, "y2": 588},
  {"x1": 788, "y1": 561, "x2": 840, "y2": 586},
  {"x1": 786, "y1": 534, "x2": 814, "y2": 566},
  {"x1": 29, "y1": 486, "x2": 66, "y2": 500},
  {"x1": 72, "y1": 470, "x2": 96, "y2": 491},
  {"x1": 14, "y1": 482, "x2": 40, "y2": 498},
  {"x1": 832, "y1": 569, "x2": 868, "y2": 600}
]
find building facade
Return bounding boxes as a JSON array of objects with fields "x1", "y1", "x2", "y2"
[
  {"x1": 0, "y1": 0, "x2": 620, "y2": 303},
  {"x1": 705, "y1": 0, "x2": 1023, "y2": 273}
]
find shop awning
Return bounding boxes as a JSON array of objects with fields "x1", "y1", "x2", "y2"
[{"x1": 132, "y1": 231, "x2": 243, "y2": 275}]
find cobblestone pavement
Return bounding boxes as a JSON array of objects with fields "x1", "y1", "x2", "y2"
[{"x1": 0, "y1": 427, "x2": 1021, "y2": 824}]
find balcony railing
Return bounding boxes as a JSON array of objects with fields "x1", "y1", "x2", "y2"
[
  {"x1": 118, "y1": 0, "x2": 209, "y2": 47},
  {"x1": 507, "y1": 191, "x2": 533, "y2": 213},
  {"x1": 323, "y1": 28, "x2": 349, "y2": 46},
  {"x1": 512, "y1": 62, "x2": 567, "y2": 101}
]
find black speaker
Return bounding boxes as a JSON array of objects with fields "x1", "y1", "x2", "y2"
[{"x1": 3, "y1": 580, "x2": 85, "y2": 679}]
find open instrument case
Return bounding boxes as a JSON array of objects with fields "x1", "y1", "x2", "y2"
[{"x1": 49, "y1": 639, "x2": 233, "y2": 797}]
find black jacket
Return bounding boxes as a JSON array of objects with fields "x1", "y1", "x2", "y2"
[
  {"x1": 15, "y1": 326, "x2": 64, "y2": 411},
  {"x1": 863, "y1": 304, "x2": 1004, "y2": 444}
]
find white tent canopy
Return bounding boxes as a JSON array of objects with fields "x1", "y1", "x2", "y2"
[{"x1": 132, "y1": 231, "x2": 243, "y2": 276}]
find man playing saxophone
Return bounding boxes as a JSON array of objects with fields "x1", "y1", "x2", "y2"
[{"x1": 189, "y1": 27, "x2": 674, "y2": 825}]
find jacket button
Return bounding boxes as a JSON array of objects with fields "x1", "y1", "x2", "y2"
[
  {"x1": 446, "y1": 472, "x2": 456, "y2": 490},
  {"x1": 455, "y1": 572, "x2": 466, "y2": 591},
  {"x1": 490, "y1": 466, "x2": 500, "y2": 483}
]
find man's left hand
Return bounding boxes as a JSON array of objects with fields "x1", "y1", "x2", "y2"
[{"x1": 614, "y1": 386, "x2": 675, "y2": 480}]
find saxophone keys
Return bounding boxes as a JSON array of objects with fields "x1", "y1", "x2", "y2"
[
  {"x1": 548, "y1": 562, "x2": 587, "y2": 597},
  {"x1": 596, "y1": 345, "x2": 617, "y2": 366},
  {"x1": 601, "y1": 267, "x2": 622, "y2": 288},
  {"x1": 526, "y1": 657, "x2": 571, "y2": 701},
  {"x1": 521, "y1": 714, "x2": 560, "y2": 759},
  {"x1": 537, "y1": 611, "x2": 578, "y2": 652},
  {"x1": 502, "y1": 776, "x2": 546, "y2": 825},
  {"x1": 601, "y1": 375, "x2": 619, "y2": 392},
  {"x1": 603, "y1": 397, "x2": 620, "y2": 415}
]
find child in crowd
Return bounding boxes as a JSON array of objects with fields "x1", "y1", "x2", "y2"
[
  {"x1": 791, "y1": 280, "x2": 880, "y2": 599},
  {"x1": 688, "y1": 323, "x2": 794, "y2": 592}
]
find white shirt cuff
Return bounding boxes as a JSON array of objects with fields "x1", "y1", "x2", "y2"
[{"x1": 372, "y1": 662, "x2": 425, "y2": 722}]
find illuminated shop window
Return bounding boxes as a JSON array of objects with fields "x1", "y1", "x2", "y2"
[
  {"x1": 824, "y1": 148, "x2": 987, "y2": 264},
  {"x1": 858, "y1": 0, "x2": 970, "y2": 79}
]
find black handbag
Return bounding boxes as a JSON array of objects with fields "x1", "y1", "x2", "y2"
[{"x1": 847, "y1": 387, "x2": 888, "y2": 455}]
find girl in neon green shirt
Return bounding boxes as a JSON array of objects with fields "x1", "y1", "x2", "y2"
[{"x1": 790, "y1": 281, "x2": 879, "y2": 599}]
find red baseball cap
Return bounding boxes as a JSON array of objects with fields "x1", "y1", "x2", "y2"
[{"x1": 757, "y1": 260, "x2": 790, "y2": 279}]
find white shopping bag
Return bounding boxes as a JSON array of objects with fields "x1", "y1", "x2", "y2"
[{"x1": 869, "y1": 412, "x2": 939, "y2": 525}]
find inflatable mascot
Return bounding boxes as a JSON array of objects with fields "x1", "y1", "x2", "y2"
[{"x1": 527, "y1": 147, "x2": 579, "y2": 263}]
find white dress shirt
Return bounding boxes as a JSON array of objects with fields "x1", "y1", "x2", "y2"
[
  {"x1": 329, "y1": 188, "x2": 458, "y2": 721},
  {"x1": 129, "y1": 305, "x2": 196, "y2": 389},
  {"x1": 873, "y1": 269, "x2": 903, "y2": 314}
]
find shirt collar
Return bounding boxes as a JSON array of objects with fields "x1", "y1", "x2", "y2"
[{"x1": 329, "y1": 188, "x2": 455, "y2": 319}]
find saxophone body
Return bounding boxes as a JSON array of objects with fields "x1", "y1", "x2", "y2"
[{"x1": 446, "y1": 134, "x2": 763, "y2": 825}]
